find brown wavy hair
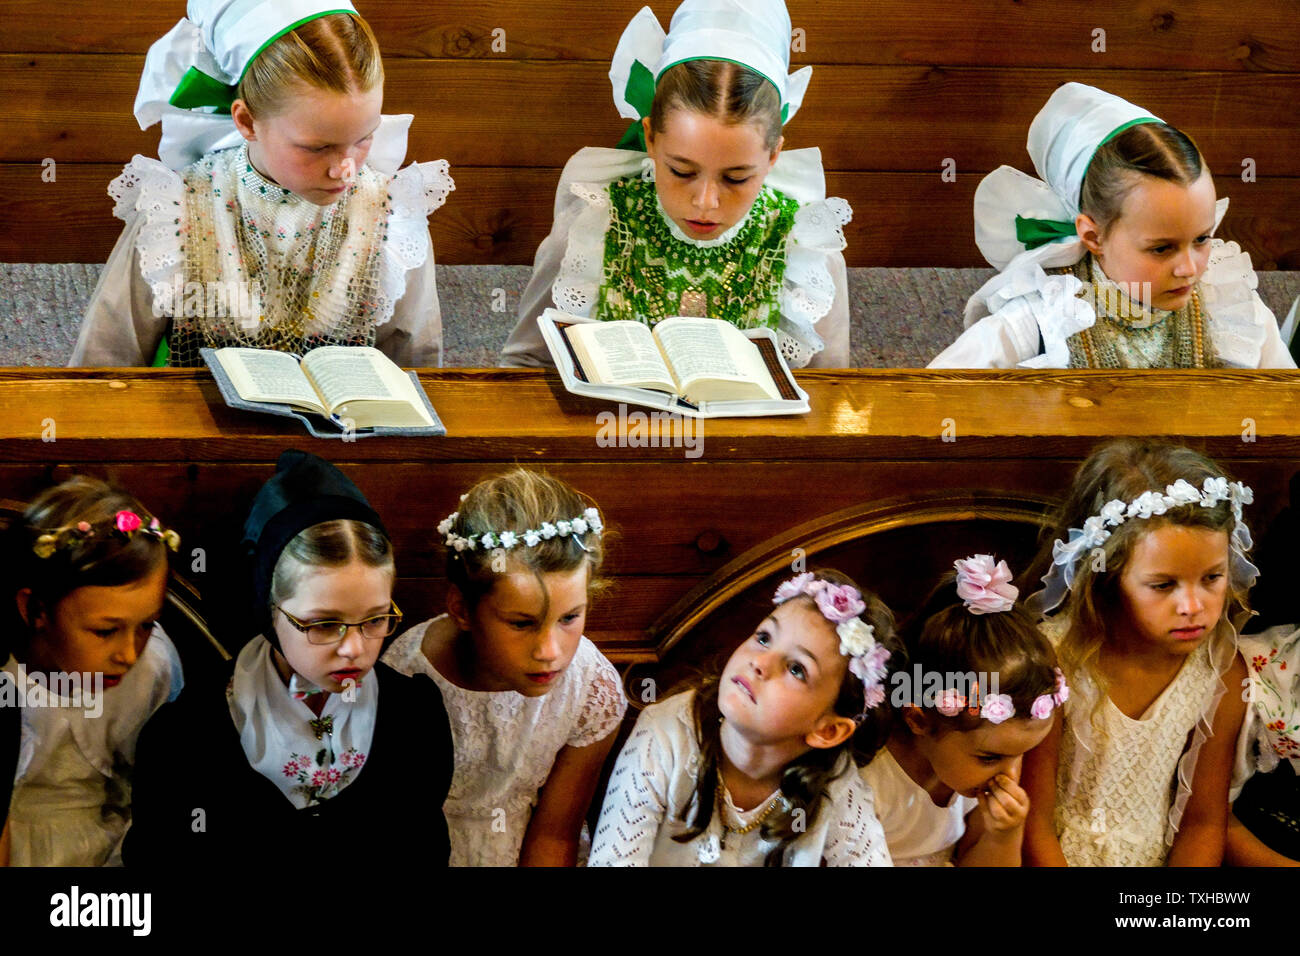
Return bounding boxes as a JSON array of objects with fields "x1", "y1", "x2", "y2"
[{"x1": 673, "y1": 568, "x2": 897, "y2": 866}]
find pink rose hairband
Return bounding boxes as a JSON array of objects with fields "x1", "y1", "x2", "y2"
[
  {"x1": 772, "y1": 573, "x2": 891, "y2": 718},
  {"x1": 31, "y1": 510, "x2": 180, "y2": 559},
  {"x1": 939, "y1": 554, "x2": 1068, "y2": 724}
]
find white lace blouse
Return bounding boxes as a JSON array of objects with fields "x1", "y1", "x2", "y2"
[
  {"x1": 381, "y1": 614, "x2": 626, "y2": 866},
  {"x1": 1046, "y1": 620, "x2": 1237, "y2": 866},
  {"x1": 589, "y1": 690, "x2": 893, "y2": 867}
]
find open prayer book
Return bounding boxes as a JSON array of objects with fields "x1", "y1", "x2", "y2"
[
  {"x1": 539, "y1": 310, "x2": 809, "y2": 418},
  {"x1": 202, "y1": 346, "x2": 444, "y2": 438}
]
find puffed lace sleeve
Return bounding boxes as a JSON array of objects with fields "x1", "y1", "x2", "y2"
[
  {"x1": 1200, "y1": 239, "x2": 1296, "y2": 369},
  {"x1": 588, "y1": 700, "x2": 674, "y2": 866},
  {"x1": 71, "y1": 156, "x2": 185, "y2": 366},
  {"x1": 566, "y1": 638, "x2": 628, "y2": 748},
  {"x1": 928, "y1": 252, "x2": 1094, "y2": 368},
  {"x1": 374, "y1": 160, "x2": 454, "y2": 360},
  {"x1": 777, "y1": 197, "x2": 853, "y2": 368},
  {"x1": 822, "y1": 765, "x2": 894, "y2": 867}
]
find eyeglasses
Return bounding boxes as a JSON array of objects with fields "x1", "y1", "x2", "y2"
[{"x1": 274, "y1": 602, "x2": 403, "y2": 645}]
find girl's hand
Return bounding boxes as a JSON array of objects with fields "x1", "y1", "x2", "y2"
[{"x1": 979, "y1": 770, "x2": 1030, "y2": 836}]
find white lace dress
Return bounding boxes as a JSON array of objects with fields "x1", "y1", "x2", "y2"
[
  {"x1": 589, "y1": 690, "x2": 892, "y2": 867},
  {"x1": 500, "y1": 145, "x2": 852, "y2": 370},
  {"x1": 860, "y1": 745, "x2": 978, "y2": 866},
  {"x1": 1048, "y1": 622, "x2": 1236, "y2": 866},
  {"x1": 382, "y1": 614, "x2": 626, "y2": 866},
  {"x1": 72, "y1": 145, "x2": 454, "y2": 368},
  {"x1": 929, "y1": 214, "x2": 1294, "y2": 370},
  {"x1": 2, "y1": 629, "x2": 182, "y2": 866}
]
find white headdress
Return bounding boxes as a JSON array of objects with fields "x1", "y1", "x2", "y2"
[
  {"x1": 1027, "y1": 477, "x2": 1258, "y2": 617},
  {"x1": 134, "y1": 0, "x2": 412, "y2": 172},
  {"x1": 609, "y1": 1, "x2": 809, "y2": 149},
  {"x1": 973, "y1": 83, "x2": 1201, "y2": 270}
]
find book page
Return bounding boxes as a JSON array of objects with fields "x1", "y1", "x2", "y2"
[
  {"x1": 566, "y1": 321, "x2": 677, "y2": 392},
  {"x1": 654, "y1": 318, "x2": 780, "y2": 403},
  {"x1": 215, "y1": 348, "x2": 323, "y2": 411},
  {"x1": 301, "y1": 346, "x2": 433, "y2": 428}
]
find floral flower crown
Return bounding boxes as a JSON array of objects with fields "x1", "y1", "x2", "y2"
[
  {"x1": 31, "y1": 510, "x2": 180, "y2": 559},
  {"x1": 933, "y1": 668, "x2": 1070, "y2": 724},
  {"x1": 437, "y1": 505, "x2": 604, "y2": 555},
  {"x1": 772, "y1": 573, "x2": 891, "y2": 720},
  {"x1": 1029, "y1": 476, "x2": 1256, "y2": 615}
]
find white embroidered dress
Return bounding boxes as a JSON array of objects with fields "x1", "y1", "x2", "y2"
[
  {"x1": 72, "y1": 145, "x2": 454, "y2": 368},
  {"x1": 382, "y1": 614, "x2": 626, "y2": 867},
  {"x1": 589, "y1": 690, "x2": 892, "y2": 867},
  {"x1": 500, "y1": 146, "x2": 852, "y2": 369},
  {"x1": 860, "y1": 745, "x2": 978, "y2": 866},
  {"x1": 1046, "y1": 620, "x2": 1237, "y2": 866},
  {"x1": 2, "y1": 628, "x2": 182, "y2": 866}
]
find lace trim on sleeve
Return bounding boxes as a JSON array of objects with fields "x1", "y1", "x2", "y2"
[
  {"x1": 822, "y1": 760, "x2": 894, "y2": 866},
  {"x1": 775, "y1": 197, "x2": 851, "y2": 363},
  {"x1": 374, "y1": 160, "x2": 455, "y2": 329},
  {"x1": 551, "y1": 182, "x2": 613, "y2": 317},
  {"x1": 110, "y1": 156, "x2": 186, "y2": 301},
  {"x1": 567, "y1": 638, "x2": 628, "y2": 748},
  {"x1": 1201, "y1": 239, "x2": 1269, "y2": 368}
]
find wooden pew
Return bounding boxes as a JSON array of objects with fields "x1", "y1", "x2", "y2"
[
  {"x1": 4, "y1": 0, "x2": 1298, "y2": 267},
  {"x1": 2, "y1": 368, "x2": 1298, "y2": 667}
]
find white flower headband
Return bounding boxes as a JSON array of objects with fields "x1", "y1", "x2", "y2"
[
  {"x1": 437, "y1": 505, "x2": 604, "y2": 554},
  {"x1": 1028, "y1": 476, "x2": 1256, "y2": 616},
  {"x1": 772, "y1": 573, "x2": 891, "y2": 719}
]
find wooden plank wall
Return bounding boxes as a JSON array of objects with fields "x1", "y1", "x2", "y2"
[{"x1": 3, "y1": 1, "x2": 1298, "y2": 267}]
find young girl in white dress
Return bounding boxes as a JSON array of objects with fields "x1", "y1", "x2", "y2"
[
  {"x1": 930, "y1": 83, "x2": 1293, "y2": 370},
  {"x1": 863, "y1": 554, "x2": 1062, "y2": 866},
  {"x1": 1020, "y1": 440, "x2": 1254, "y2": 866},
  {"x1": 589, "y1": 569, "x2": 895, "y2": 867},
  {"x1": 382, "y1": 469, "x2": 627, "y2": 866},
  {"x1": 1, "y1": 477, "x2": 182, "y2": 866},
  {"x1": 500, "y1": 0, "x2": 853, "y2": 369},
  {"x1": 72, "y1": 0, "x2": 454, "y2": 368}
]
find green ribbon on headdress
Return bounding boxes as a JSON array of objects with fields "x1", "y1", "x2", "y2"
[
  {"x1": 169, "y1": 66, "x2": 238, "y2": 114},
  {"x1": 615, "y1": 60, "x2": 657, "y2": 151},
  {"x1": 1014, "y1": 215, "x2": 1077, "y2": 250}
]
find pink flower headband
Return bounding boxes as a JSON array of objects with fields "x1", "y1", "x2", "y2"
[
  {"x1": 954, "y1": 554, "x2": 1018, "y2": 615},
  {"x1": 773, "y1": 573, "x2": 890, "y2": 716},
  {"x1": 934, "y1": 668, "x2": 1070, "y2": 724},
  {"x1": 32, "y1": 510, "x2": 180, "y2": 559}
]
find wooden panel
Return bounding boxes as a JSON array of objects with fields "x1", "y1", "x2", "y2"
[
  {"x1": 7, "y1": 58, "x2": 1300, "y2": 174},
  {"x1": 4, "y1": 1, "x2": 1299, "y2": 71},
  {"x1": 1, "y1": 368, "x2": 1298, "y2": 661},
  {"x1": 6, "y1": 164, "x2": 1298, "y2": 268}
]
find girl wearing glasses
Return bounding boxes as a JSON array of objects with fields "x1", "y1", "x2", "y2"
[{"x1": 124, "y1": 450, "x2": 453, "y2": 868}]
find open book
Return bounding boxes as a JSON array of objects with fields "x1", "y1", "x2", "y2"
[
  {"x1": 539, "y1": 310, "x2": 809, "y2": 418},
  {"x1": 202, "y1": 346, "x2": 444, "y2": 438}
]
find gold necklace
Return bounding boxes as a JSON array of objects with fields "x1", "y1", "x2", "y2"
[{"x1": 716, "y1": 780, "x2": 783, "y2": 849}]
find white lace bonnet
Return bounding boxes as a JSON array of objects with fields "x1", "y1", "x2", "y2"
[
  {"x1": 974, "y1": 83, "x2": 1174, "y2": 271},
  {"x1": 133, "y1": 0, "x2": 412, "y2": 173},
  {"x1": 609, "y1": 0, "x2": 809, "y2": 148}
]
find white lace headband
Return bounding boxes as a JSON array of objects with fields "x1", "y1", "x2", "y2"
[
  {"x1": 437, "y1": 507, "x2": 604, "y2": 554},
  {"x1": 1028, "y1": 476, "x2": 1257, "y2": 616}
]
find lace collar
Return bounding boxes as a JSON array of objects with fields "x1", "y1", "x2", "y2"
[
  {"x1": 235, "y1": 144, "x2": 301, "y2": 206},
  {"x1": 1090, "y1": 256, "x2": 1178, "y2": 330}
]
